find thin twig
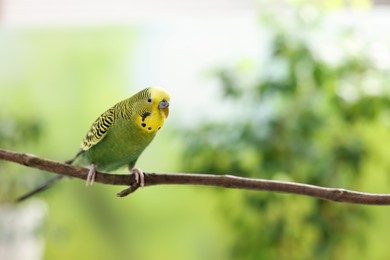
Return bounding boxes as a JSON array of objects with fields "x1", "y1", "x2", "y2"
[{"x1": 0, "y1": 148, "x2": 389, "y2": 205}]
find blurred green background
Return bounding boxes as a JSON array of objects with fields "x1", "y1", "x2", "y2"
[{"x1": 2, "y1": 0, "x2": 390, "y2": 259}]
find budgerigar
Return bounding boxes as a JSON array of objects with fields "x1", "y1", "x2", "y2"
[
  {"x1": 73, "y1": 87, "x2": 170, "y2": 186},
  {"x1": 17, "y1": 87, "x2": 170, "y2": 201}
]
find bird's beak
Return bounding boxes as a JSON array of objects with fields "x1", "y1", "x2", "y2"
[
  {"x1": 159, "y1": 100, "x2": 169, "y2": 109},
  {"x1": 159, "y1": 100, "x2": 169, "y2": 118}
]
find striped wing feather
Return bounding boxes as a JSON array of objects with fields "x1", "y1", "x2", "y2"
[
  {"x1": 82, "y1": 108, "x2": 115, "y2": 151},
  {"x1": 80, "y1": 88, "x2": 152, "y2": 151}
]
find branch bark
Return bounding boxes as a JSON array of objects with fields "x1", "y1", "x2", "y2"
[{"x1": 1, "y1": 148, "x2": 390, "y2": 205}]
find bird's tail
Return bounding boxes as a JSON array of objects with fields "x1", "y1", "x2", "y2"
[
  {"x1": 16, "y1": 152, "x2": 80, "y2": 202},
  {"x1": 16, "y1": 175, "x2": 65, "y2": 202}
]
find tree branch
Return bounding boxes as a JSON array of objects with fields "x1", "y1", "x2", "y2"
[{"x1": 1, "y1": 148, "x2": 389, "y2": 205}]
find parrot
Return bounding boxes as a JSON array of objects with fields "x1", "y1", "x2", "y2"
[{"x1": 17, "y1": 87, "x2": 170, "y2": 201}]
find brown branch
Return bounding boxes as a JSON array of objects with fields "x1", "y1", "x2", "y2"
[{"x1": 0, "y1": 148, "x2": 390, "y2": 205}]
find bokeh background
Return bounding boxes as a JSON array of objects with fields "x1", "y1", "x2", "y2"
[{"x1": 2, "y1": 0, "x2": 390, "y2": 259}]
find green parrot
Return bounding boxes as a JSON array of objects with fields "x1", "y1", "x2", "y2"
[{"x1": 17, "y1": 87, "x2": 170, "y2": 201}]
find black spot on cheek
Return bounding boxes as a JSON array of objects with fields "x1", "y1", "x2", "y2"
[
  {"x1": 141, "y1": 112, "x2": 151, "y2": 122},
  {"x1": 158, "y1": 127, "x2": 161, "y2": 130},
  {"x1": 148, "y1": 127, "x2": 152, "y2": 130},
  {"x1": 141, "y1": 123, "x2": 146, "y2": 128}
]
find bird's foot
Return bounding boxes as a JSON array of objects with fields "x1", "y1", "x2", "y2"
[
  {"x1": 130, "y1": 167, "x2": 145, "y2": 187},
  {"x1": 86, "y1": 164, "x2": 97, "y2": 186},
  {"x1": 116, "y1": 167, "x2": 144, "y2": 197}
]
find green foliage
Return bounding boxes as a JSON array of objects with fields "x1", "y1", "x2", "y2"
[{"x1": 181, "y1": 5, "x2": 390, "y2": 260}]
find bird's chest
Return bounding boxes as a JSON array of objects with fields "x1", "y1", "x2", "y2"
[{"x1": 86, "y1": 120, "x2": 156, "y2": 171}]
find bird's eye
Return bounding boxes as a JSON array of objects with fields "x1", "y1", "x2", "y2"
[{"x1": 147, "y1": 98, "x2": 152, "y2": 103}]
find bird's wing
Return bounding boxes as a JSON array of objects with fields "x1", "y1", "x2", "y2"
[{"x1": 81, "y1": 108, "x2": 115, "y2": 151}]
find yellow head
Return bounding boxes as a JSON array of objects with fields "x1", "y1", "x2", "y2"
[{"x1": 132, "y1": 87, "x2": 170, "y2": 133}]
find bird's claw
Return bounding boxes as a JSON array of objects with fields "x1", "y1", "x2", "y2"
[
  {"x1": 130, "y1": 167, "x2": 145, "y2": 187},
  {"x1": 86, "y1": 164, "x2": 97, "y2": 186},
  {"x1": 117, "y1": 167, "x2": 144, "y2": 197}
]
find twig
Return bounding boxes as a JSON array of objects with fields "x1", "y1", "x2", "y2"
[{"x1": 0, "y1": 148, "x2": 390, "y2": 205}]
